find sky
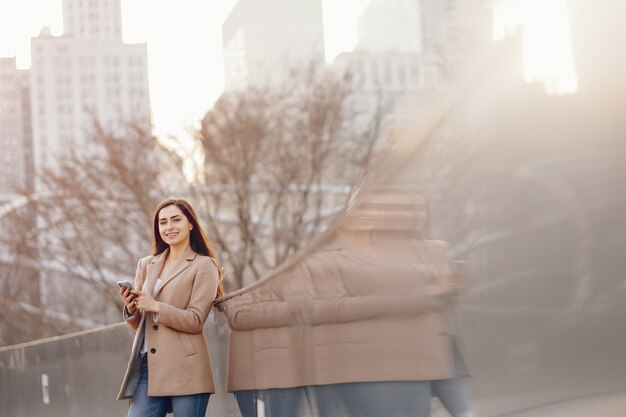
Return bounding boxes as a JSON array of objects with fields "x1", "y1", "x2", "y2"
[
  {"x1": 0, "y1": 0, "x2": 369, "y2": 141},
  {"x1": 0, "y1": 0, "x2": 579, "y2": 144}
]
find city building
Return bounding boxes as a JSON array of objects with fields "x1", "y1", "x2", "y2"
[
  {"x1": 29, "y1": 0, "x2": 150, "y2": 177},
  {"x1": 222, "y1": 0, "x2": 325, "y2": 90},
  {"x1": 331, "y1": 0, "x2": 427, "y2": 137},
  {"x1": 0, "y1": 57, "x2": 34, "y2": 194},
  {"x1": 357, "y1": 0, "x2": 423, "y2": 54},
  {"x1": 333, "y1": 50, "x2": 423, "y2": 140},
  {"x1": 331, "y1": 0, "x2": 463, "y2": 137},
  {"x1": 62, "y1": 0, "x2": 123, "y2": 41},
  {"x1": 334, "y1": 50, "x2": 424, "y2": 106},
  {"x1": 418, "y1": 0, "x2": 464, "y2": 86}
]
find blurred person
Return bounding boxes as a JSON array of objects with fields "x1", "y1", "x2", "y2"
[
  {"x1": 116, "y1": 198, "x2": 224, "y2": 417},
  {"x1": 222, "y1": 186, "x2": 472, "y2": 417},
  {"x1": 311, "y1": 188, "x2": 473, "y2": 417}
]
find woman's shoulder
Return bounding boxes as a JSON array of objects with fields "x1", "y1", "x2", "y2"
[
  {"x1": 138, "y1": 254, "x2": 155, "y2": 267},
  {"x1": 194, "y1": 254, "x2": 219, "y2": 268}
]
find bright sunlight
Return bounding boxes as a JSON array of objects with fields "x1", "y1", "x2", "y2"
[{"x1": 493, "y1": 0, "x2": 578, "y2": 95}]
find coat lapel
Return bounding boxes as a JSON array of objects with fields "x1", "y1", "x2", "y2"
[
  {"x1": 153, "y1": 246, "x2": 197, "y2": 299},
  {"x1": 144, "y1": 250, "x2": 167, "y2": 295},
  {"x1": 128, "y1": 247, "x2": 196, "y2": 357}
]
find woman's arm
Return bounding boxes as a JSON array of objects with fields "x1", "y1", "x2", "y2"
[
  {"x1": 432, "y1": 241, "x2": 462, "y2": 298},
  {"x1": 223, "y1": 298, "x2": 303, "y2": 330},
  {"x1": 156, "y1": 258, "x2": 219, "y2": 334},
  {"x1": 223, "y1": 288, "x2": 443, "y2": 331},
  {"x1": 122, "y1": 258, "x2": 145, "y2": 330},
  {"x1": 222, "y1": 243, "x2": 462, "y2": 331}
]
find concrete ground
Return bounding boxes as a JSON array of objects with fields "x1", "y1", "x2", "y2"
[{"x1": 432, "y1": 391, "x2": 626, "y2": 417}]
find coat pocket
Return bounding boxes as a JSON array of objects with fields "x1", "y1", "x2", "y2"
[{"x1": 177, "y1": 332, "x2": 196, "y2": 356}]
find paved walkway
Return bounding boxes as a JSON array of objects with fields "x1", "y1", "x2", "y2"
[{"x1": 432, "y1": 391, "x2": 626, "y2": 417}]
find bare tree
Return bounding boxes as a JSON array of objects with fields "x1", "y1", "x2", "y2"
[
  {"x1": 0, "y1": 121, "x2": 164, "y2": 345},
  {"x1": 194, "y1": 63, "x2": 386, "y2": 290},
  {"x1": 0, "y1": 63, "x2": 386, "y2": 345}
]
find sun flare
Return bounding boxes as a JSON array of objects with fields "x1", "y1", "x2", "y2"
[{"x1": 493, "y1": 0, "x2": 578, "y2": 95}]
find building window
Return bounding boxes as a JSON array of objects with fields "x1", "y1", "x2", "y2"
[
  {"x1": 385, "y1": 60, "x2": 393, "y2": 84},
  {"x1": 371, "y1": 61, "x2": 379, "y2": 84},
  {"x1": 398, "y1": 63, "x2": 406, "y2": 85},
  {"x1": 411, "y1": 63, "x2": 419, "y2": 77}
]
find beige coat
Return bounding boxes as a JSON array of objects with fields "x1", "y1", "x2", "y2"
[
  {"x1": 117, "y1": 246, "x2": 219, "y2": 400},
  {"x1": 223, "y1": 236, "x2": 462, "y2": 392}
]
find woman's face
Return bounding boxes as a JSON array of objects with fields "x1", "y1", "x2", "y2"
[{"x1": 158, "y1": 204, "x2": 193, "y2": 247}]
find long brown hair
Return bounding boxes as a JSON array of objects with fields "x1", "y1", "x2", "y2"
[{"x1": 152, "y1": 198, "x2": 224, "y2": 298}]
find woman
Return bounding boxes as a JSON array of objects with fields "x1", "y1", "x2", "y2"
[
  {"x1": 116, "y1": 198, "x2": 223, "y2": 417},
  {"x1": 223, "y1": 186, "x2": 472, "y2": 417},
  {"x1": 310, "y1": 188, "x2": 472, "y2": 417},
  {"x1": 410, "y1": 191, "x2": 473, "y2": 417}
]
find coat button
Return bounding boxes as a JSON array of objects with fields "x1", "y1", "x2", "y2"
[
  {"x1": 150, "y1": 348, "x2": 156, "y2": 354},
  {"x1": 153, "y1": 325, "x2": 158, "y2": 331}
]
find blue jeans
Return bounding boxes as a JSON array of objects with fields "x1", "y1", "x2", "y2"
[
  {"x1": 431, "y1": 378, "x2": 472, "y2": 417},
  {"x1": 315, "y1": 380, "x2": 470, "y2": 417},
  {"x1": 235, "y1": 387, "x2": 311, "y2": 417},
  {"x1": 315, "y1": 381, "x2": 431, "y2": 417},
  {"x1": 234, "y1": 340, "x2": 470, "y2": 417},
  {"x1": 128, "y1": 356, "x2": 210, "y2": 417},
  {"x1": 235, "y1": 380, "x2": 470, "y2": 417}
]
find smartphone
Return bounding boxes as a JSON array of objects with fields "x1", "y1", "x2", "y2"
[{"x1": 117, "y1": 280, "x2": 135, "y2": 292}]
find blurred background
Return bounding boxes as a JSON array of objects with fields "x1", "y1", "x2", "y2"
[{"x1": 0, "y1": 0, "x2": 625, "y2": 416}]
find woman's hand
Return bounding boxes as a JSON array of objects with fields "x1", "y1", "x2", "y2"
[
  {"x1": 119, "y1": 287, "x2": 137, "y2": 315},
  {"x1": 428, "y1": 277, "x2": 458, "y2": 298},
  {"x1": 132, "y1": 289, "x2": 160, "y2": 314}
]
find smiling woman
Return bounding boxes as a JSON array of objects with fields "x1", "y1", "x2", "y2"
[{"x1": 116, "y1": 197, "x2": 224, "y2": 417}]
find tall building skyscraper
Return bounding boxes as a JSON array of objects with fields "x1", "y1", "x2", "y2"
[
  {"x1": 356, "y1": 0, "x2": 459, "y2": 56},
  {"x1": 0, "y1": 58, "x2": 34, "y2": 194},
  {"x1": 332, "y1": 0, "x2": 459, "y2": 140},
  {"x1": 222, "y1": 0, "x2": 325, "y2": 90},
  {"x1": 418, "y1": 0, "x2": 462, "y2": 86},
  {"x1": 62, "y1": 0, "x2": 123, "y2": 41},
  {"x1": 349, "y1": 0, "x2": 428, "y2": 97},
  {"x1": 356, "y1": 0, "x2": 423, "y2": 54},
  {"x1": 353, "y1": 0, "x2": 461, "y2": 87},
  {"x1": 29, "y1": 0, "x2": 150, "y2": 178}
]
